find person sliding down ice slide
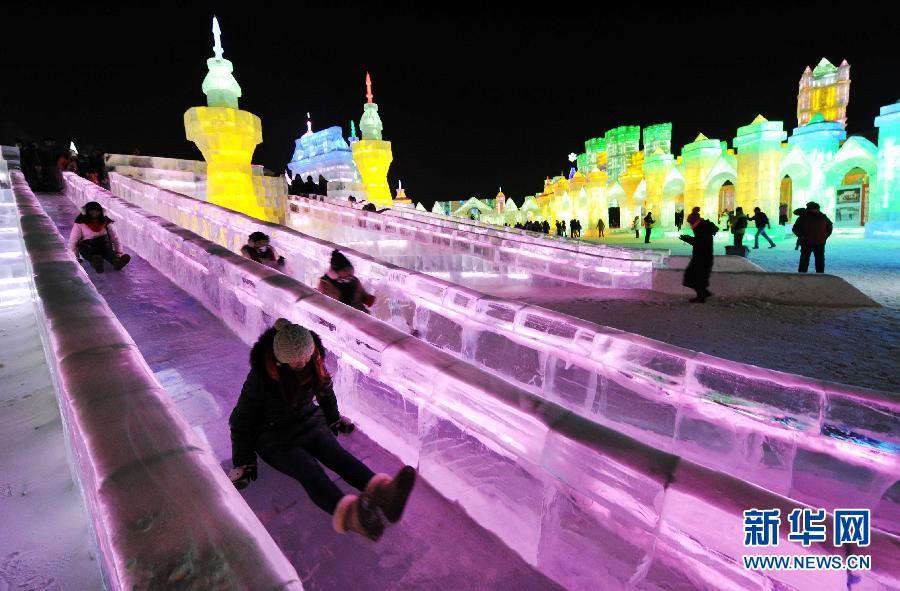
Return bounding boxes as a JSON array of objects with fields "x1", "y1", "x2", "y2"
[
  {"x1": 228, "y1": 319, "x2": 417, "y2": 540},
  {"x1": 317, "y1": 250, "x2": 376, "y2": 313},
  {"x1": 68, "y1": 201, "x2": 131, "y2": 273},
  {"x1": 240, "y1": 231, "x2": 285, "y2": 268}
]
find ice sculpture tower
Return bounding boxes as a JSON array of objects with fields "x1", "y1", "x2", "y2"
[
  {"x1": 351, "y1": 72, "x2": 393, "y2": 207},
  {"x1": 393, "y1": 180, "x2": 412, "y2": 206},
  {"x1": 797, "y1": 58, "x2": 850, "y2": 128},
  {"x1": 184, "y1": 17, "x2": 270, "y2": 221}
]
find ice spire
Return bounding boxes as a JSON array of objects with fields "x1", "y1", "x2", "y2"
[
  {"x1": 366, "y1": 72, "x2": 374, "y2": 104},
  {"x1": 212, "y1": 16, "x2": 224, "y2": 59}
]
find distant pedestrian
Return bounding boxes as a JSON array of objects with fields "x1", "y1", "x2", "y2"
[
  {"x1": 731, "y1": 207, "x2": 748, "y2": 248},
  {"x1": 674, "y1": 209, "x2": 684, "y2": 231},
  {"x1": 792, "y1": 201, "x2": 833, "y2": 273},
  {"x1": 748, "y1": 207, "x2": 776, "y2": 249},
  {"x1": 596, "y1": 218, "x2": 605, "y2": 238},
  {"x1": 778, "y1": 203, "x2": 788, "y2": 226},
  {"x1": 643, "y1": 212, "x2": 654, "y2": 244},
  {"x1": 632, "y1": 215, "x2": 641, "y2": 239}
]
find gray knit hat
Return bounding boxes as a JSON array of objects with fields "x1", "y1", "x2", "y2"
[{"x1": 272, "y1": 318, "x2": 315, "y2": 366}]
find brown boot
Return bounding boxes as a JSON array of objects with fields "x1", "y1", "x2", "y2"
[
  {"x1": 333, "y1": 494, "x2": 384, "y2": 541},
  {"x1": 112, "y1": 254, "x2": 131, "y2": 271},
  {"x1": 365, "y1": 466, "x2": 417, "y2": 523}
]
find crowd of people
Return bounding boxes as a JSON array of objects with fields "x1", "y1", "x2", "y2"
[{"x1": 18, "y1": 138, "x2": 109, "y2": 192}]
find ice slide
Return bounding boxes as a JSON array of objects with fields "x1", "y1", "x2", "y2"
[
  {"x1": 107, "y1": 172, "x2": 899, "y2": 535},
  {"x1": 285, "y1": 193, "x2": 659, "y2": 291},
  {"x1": 292, "y1": 193, "x2": 877, "y2": 307},
  {"x1": 55, "y1": 172, "x2": 900, "y2": 588},
  {"x1": 16, "y1": 175, "x2": 563, "y2": 590}
]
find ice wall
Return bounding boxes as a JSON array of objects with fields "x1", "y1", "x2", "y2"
[
  {"x1": 12, "y1": 172, "x2": 303, "y2": 591},
  {"x1": 1, "y1": 147, "x2": 30, "y2": 307},
  {"x1": 67, "y1": 173, "x2": 900, "y2": 590},
  {"x1": 287, "y1": 196, "x2": 654, "y2": 289},
  {"x1": 106, "y1": 172, "x2": 900, "y2": 534}
]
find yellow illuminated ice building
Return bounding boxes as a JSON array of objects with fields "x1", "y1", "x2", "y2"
[{"x1": 183, "y1": 17, "x2": 285, "y2": 223}]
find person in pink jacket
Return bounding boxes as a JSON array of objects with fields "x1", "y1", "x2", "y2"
[{"x1": 68, "y1": 201, "x2": 130, "y2": 273}]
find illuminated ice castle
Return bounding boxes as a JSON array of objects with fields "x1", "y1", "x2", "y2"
[
  {"x1": 433, "y1": 58, "x2": 899, "y2": 239},
  {"x1": 287, "y1": 113, "x2": 363, "y2": 200},
  {"x1": 287, "y1": 74, "x2": 397, "y2": 206}
]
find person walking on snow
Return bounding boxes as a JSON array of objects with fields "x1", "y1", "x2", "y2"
[
  {"x1": 68, "y1": 201, "x2": 131, "y2": 273},
  {"x1": 318, "y1": 250, "x2": 376, "y2": 313},
  {"x1": 748, "y1": 207, "x2": 776, "y2": 249},
  {"x1": 229, "y1": 319, "x2": 417, "y2": 540},
  {"x1": 792, "y1": 201, "x2": 833, "y2": 273},
  {"x1": 596, "y1": 218, "x2": 605, "y2": 238}
]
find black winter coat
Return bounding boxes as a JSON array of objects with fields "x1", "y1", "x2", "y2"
[
  {"x1": 680, "y1": 220, "x2": 718, "y2": 291},
  {"x1": 229, "y1": 329, "x2": 340, "y2": 467}
]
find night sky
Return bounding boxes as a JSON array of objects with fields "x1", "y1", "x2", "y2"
[{"x1": 3, "y1": 4, "x2": 897, "y2": 209}]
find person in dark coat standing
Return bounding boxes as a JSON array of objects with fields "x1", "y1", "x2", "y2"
[
  {"x1": 679, "y1": 217, "x2": 719, "y2": 303},
  {"x1": 792, "y1": 201, "x2": 833, "y2": 273},
  {"x1": 778, "y1": 203, "x2": 789, "y2": 226},
  {"x1": 731, "y1": 207, "x2": 748, "y2": 247},
  {"x1": 229, "y1": 319, "x2": 417, "y2": 540},
  {"x1": 643, "y1": 211, "x2": 655, "y2": 244},
  {"x1": 674, "y1": 209, "x2": 684, "y2": 231}
]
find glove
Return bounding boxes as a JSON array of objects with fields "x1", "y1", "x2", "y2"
[
  {"x1": 277, "y1": 256, "x2": 285, "y2": 265},
  {"x1": 330, "y1": 416, "x2": 356, "y2": 436},
  {"x1": 228, "y1": 464, "x2": 257, "y2": 490},
  {"x1": 362, "y1": 293, "x2": 376, "y2": 307}
]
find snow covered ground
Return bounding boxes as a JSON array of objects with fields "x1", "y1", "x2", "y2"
[
  {"x1": 0, "y1": 301, "x2": 103, "y2": 590},
  {"x1": 495, "y1": 230, "x2": 900, "y2": 394}
]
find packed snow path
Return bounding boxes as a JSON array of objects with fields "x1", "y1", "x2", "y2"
[
  {"x1": 35, "y1": 191, "x2": 562, "y2": 591},
  {"x1": 0, "y1": 300, "x2": 104, "y2": 590},
  {"x1": 506, "y1": 233, "x2": 899, "y2": 394}
]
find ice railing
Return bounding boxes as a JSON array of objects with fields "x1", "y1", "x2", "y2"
[
  {"x1": 105, "y1": 172, "x2": 900, "y2": 532},
  {"x1": 68, "y1": 173, "x2": 900, "y2": 590},
  {"x1": 12, "y1": 172, "x2": 303, "y2": 591},
  {"x1": 336, "y1": 194, "x2": 670, "y2": 267},
  {"x1": 287, "y1": 195, "x2": 654, "y2": 289}
]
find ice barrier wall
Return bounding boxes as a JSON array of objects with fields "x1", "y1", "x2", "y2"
[
  {"x1": 373, "y1": 196, "x2": 670, "y2": 267},
  {"x1": 309, "y1": 194, "x2": 876, "y2": 308},
  {"x1": 11, "y1": 172, "x2": 304, "y2": 591},
  {"x1": 105, "y1": 172, "x2": 900, "y2": 535},
  {"x1": 290, "y1": 194, "x2": 659, "y2": 289},
  {"x1": 69, "y1": 173, "x2": 900, "y2": 590},
  {"x1": 1, "y1": 148, "x2": 30, "y2": 307}
]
